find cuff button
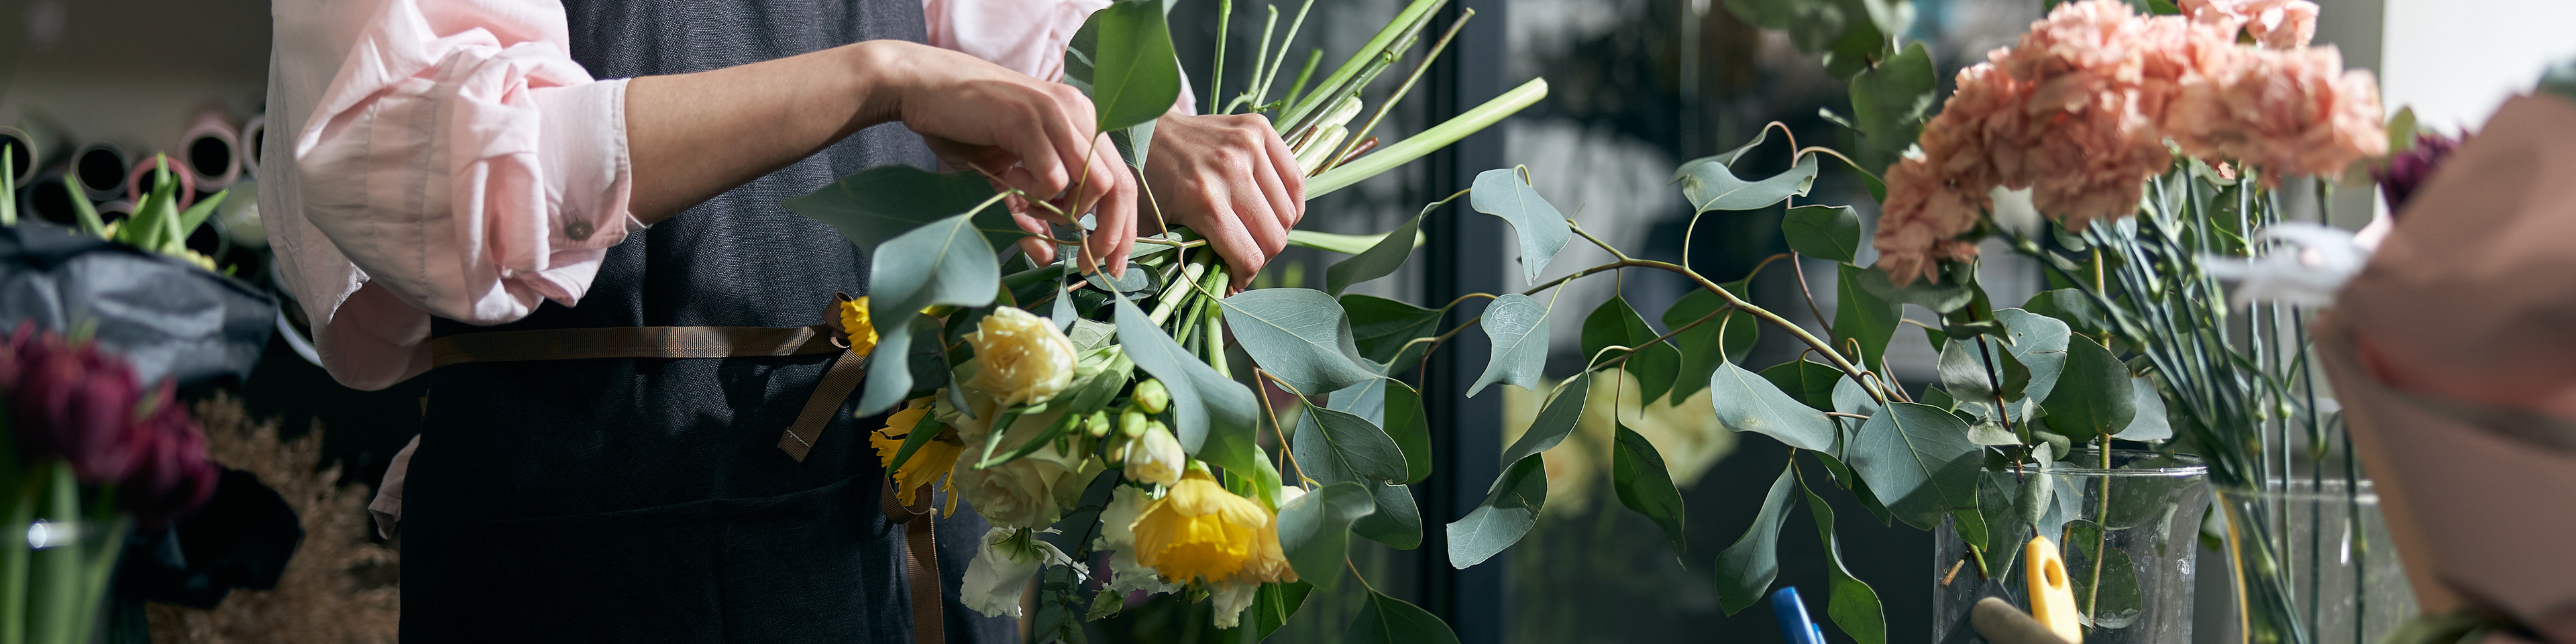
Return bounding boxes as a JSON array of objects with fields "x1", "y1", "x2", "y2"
[{"x1": 565, "y1": 220, "x2": 595, "y2": 241}]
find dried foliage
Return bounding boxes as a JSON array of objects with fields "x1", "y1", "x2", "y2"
[{"x1": 148, "y1": 395, "x2": 398, "y2": 644}]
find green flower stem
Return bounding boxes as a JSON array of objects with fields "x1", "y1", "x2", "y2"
[
  {"x1": 1305, "y1": 77, "x2": 1548, "y2": 199},
  {"x1": 1325, "y1": 7, "x2": 1471, "y2": 172},
  {"x1": 1275, "y1": 0, "x2": 1445, "y2": 128}
]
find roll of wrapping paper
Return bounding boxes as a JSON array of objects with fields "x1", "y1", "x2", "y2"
[
  {"x1": 73, "y1": 144, "x2": 129, "y2": 203},
  {"x1": 18, "y1": 172, "x2": 84, "y2": 226},
  {"x1": 178, "y1": 110, "x2": 241, "y2": 191},
  {"x1": 95, "y1": 201, "x2": 136, "y2": 229},
  {"x1": 236, "y1": 115, "x2": 265, "y2": 180},
  {"x1": 123, "y1": 155, "x2": 197, "y2": 210},
  {"x1": 1, "y1": 105, "x2": 70, "y2": 186}
]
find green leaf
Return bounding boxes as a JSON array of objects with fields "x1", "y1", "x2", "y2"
[
  {"x1": 1352, "y1": 482, "x2": 1423, "y2": 549},
  {"x1": 1783, "y1": 205, "x2": 1862, "y2": 263},
  {"x1": 1938, "y1": 337, "x2": 2029, "y2": 414},
  {"x1": 1326, "y1": 198, "x2": 1445, "y2": 294},
  {"x1": 2065, "y1": 537, "x2": 2145, "y2": 629},
  {"x1": 1289, "y1": 228, "x2": 1409, "y2": 255},
  {"x1": 1330, "y1": 377, "x2": 1432, "y2": 484},
  {"x1": 1113, "y1": 292, "x2": 1260, "y2": 455},
  {"x1": 1663, "y1": 282, "x2": 1756, "y2": 404},
  {"x1": 856, "y1": 212, "x2": 1004, "y2": 415},
  {"x1": 1344, "y1": 590, "x2": 1461, "y2": 644},
  {"x1": 1340, "y1": 294, "x2": 1444, "y2": 366},
  {"x1": 1246, "y1": 582, "x2": 1316, "y2": 641},
  {"x1": 1848, "y1": 402, "x2": 1983, "y2": 530},
  {"x1": 1221, "y1": 288, "x2": 1378, "y2": 394},
  {"x1": 1832, "y1": 375, "x2": 1880, "y2": 419},
  {"x1": 1849, "y1": 41, "x2": 1937, "y2": 166},
  {"x1": 2023, "y1": 288, "x2": 2112, "y2": 336},
  {"x1": 1996, "y1": 309, "x2": 2074, "y2": 404},
  {"x1": 1077, "y1": 0, "x2": 1182, "y2": 132},
  {"x1": 1580, "y1": 297, "x2": 1682, "y2": 402},
  {"x1": 1277, "y1": 481, "x2": 1377, "y2": 592},
  {"x1": 1833, "y1": 263, "x2": 1902, "y2": 370},
  {"x1": 1470, "y1": 168, "x2": 1571, "y2": 285},
  {"x1": 1499, "y1": 372, "x2": 1591, "y2": 467},
  {"x1": 1851, "y1": 263, "x2": 1977, "y2": 313},
  {"x1": 2113, "y1": 376, "x2": 2170, "y2": 441},
  {"x1": 1672, "y1": 148, "x2": 1818, "y2": 213},
  {"x1": 1758, "y1": 360, "x2": 1843, "y2": 412},
  {"x1": 1467, "y1": 293, "x2": 1550, "y2": 397},
  {"x1": 1804, "y1": 482, "x2": 1888, "y2": 644},
  {"x1": 1712, "y1": 360, "x2": 1838, "y2": 451},
  {"x1": 1446, "y1": 454, "x2": 1546, "y2": 569},
  {"x1": 1613, "y1": 421, "x2": 1688, "y2": 556},
  {"x1": 786, "y1": 166, "x2": 1020, "y2": 253},
  {"x1": 1713, "y1": 462, "x2": 1796, "y2": 614},
  {"x1": 1292, "y1": 406, "x2": 1409, "y2": 486},
  {"x1": 2041, "y1": 335, "x2": 2135, "y2": 437}
]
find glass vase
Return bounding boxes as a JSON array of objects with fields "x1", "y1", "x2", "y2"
[
  {"x1": 1934, "y1": 450, "x2": 2210, "y2": 644},
  {"x1": 2212, "y1": 478, "x2": 2416, "y2": 644}
]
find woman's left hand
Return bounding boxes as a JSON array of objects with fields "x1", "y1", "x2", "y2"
[{"x1": 1138, "y1": 111, "x2": 1305, "y2": 290}]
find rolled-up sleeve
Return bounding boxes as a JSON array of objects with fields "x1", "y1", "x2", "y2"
[{"x1": 292, "y1": 0, "x2": 636, "y2": 327}]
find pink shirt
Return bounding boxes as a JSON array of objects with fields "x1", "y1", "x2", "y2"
[{"x1": 262, "y1": 0, "x2": 1114, "y2": 391}]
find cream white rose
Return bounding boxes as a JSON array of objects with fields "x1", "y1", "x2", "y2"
[
  {"x1": 964, "y1": 307, "x2": 1077, "y2": 407},
  {"x1": 951, "y1": 427, "x2": 1102, "y2": 528}
]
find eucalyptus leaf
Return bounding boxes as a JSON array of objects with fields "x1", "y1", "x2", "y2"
[
  {"x1": 2042, "y1": 335, "x2": 2135, "y2": 437},
  {"x1": 1613, "y1": 422, "x2": 1689, "y2": 557},
  {"x1": 1833, "y1": 263, "x2": 1902, "y2": 370},
  {"x1": 2113, "y1": 376, "x2": 2171, "y2": 441},
  {"x1": 785, "y1": 166, "x2": 1020, "y2": 253},
  {"x1": 1939, "y1": 337, "x2": 2029, "y2": 412},
  {"x1": 1344, "y1": 590, "x2": 1461, "y2": 644},
  {"x1": 1244, "y1": 582, "x2": 1316, "y2": 641},
  {"x1": 1113, "y1": 293, "x2": 1259, "y2": 455},
  {"x1": 2066, "y1": 540, "x2": 2145, "y2": 629},
  {"x1": 1277, "y1": 482, "x2": 1377, "y2": 592},
  {"x1": 1352, "y1": 482, "x2": 1423, "y2": 549},
  {"x1": 1664, "y1": 282, "x2": 1755, "y2": 403},
  {"x1": 1849, "y1": 402, "x2": 1983, "y2": 530},
  {"x1": 1470, "y1": 168, "x2": 1571, "y2": 284},
  {"x1": 1580, "y1": 297, "x2": 1681, "y2": 402},
  {"x1": 1673, "y1": 148, "x2": 1819, "y2": 213},
  {"x1": 1326, "y1": 198, "x2": 1444, "y2": 294},
  {"x1": 1467, "y1": 294, "x2": 1550, "y2": 397},
  {"x1": 1446, "y1": 455, "x2": 1546, "y2": 569},
  {"x1": 2024, "y1": 288, "x2": 2112, "y2": 337},
  {"x1": 1714, "y1": 462, "x2": 1796, "y2": 614},
  {"x1": 1293, "y1": 406, "x2": 1409, "y2": 486},
  {"x1": 1713, "y1": 361, "x2": 1837, "y2": 451},
  {"x1": 857, "y1": 213, "x2": 1004, "y2": 415},
  {"x1": 1341, "y1": 294, "x2": 1444, "y2": 366},
  {"x1": 1332, "y1": 377, "x2": 1434, "y2": 484},
  {"x1": 1221, "y1": 288, "x2": 1379, "y2": 393},
  {"x1": 1849, "y1": 41, "x2": 1937, "y2": 165},
  {"x1": 1758, "y1": 360, "x2": 1842, "y2": 413},
  {"x1": 1805, "y1": 483, "x2": 1888, "y2": 644},
  {"x1": 1499, "y1": 373, "x2": 1591, "y2": 467},
  {"x1": 1831, "y1": 376, "x2": 1880, "y2": 419},
  {"x1": 1851, "y1": 262, "x2": 1976, "y2": 313},
  {"x1": 1996, "y1": 309, "x2": 2074, "y2": 404},
  {"x1": 1783, "y1": 204, "x2": 1862, "y2": 263},
  {"x1": 1078, "y1": 0, "x2": 1183, "y2": 132}
]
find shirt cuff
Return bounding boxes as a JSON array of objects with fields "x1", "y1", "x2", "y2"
[{"x1": 533, "y1": 78, "x2": 643, "y2": 250}]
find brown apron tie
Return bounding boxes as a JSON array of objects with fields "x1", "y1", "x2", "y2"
[
  {"x1": 883, "y1": 480, "x2": 945, "y2": 644},
  {"x1": 426, "y1": 293, "x2": 871, "y2": 462}
]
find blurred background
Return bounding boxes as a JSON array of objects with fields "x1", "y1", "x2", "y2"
[{"x1": 5, "y1": 0, "x2": 2571, "y2": 641}]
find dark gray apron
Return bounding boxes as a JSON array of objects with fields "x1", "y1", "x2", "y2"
[{"x1": 402, "y1": 1, "x2": 1014, "y2": 641}]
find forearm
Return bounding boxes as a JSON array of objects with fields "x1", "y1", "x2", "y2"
[{"x1": 624, "y1": 41, "x2": 904, "y2": 223}]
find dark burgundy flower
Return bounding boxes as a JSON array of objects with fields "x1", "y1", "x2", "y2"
[
  {"x1": 0, "y1": 322, "x2": 219, "y2": 525},
  {"x1": 2373, "y1": 131, "x2": 2466, "y2": 215}
]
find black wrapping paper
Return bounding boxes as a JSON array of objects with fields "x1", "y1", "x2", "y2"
[{"x1": 0, "y1": 221, "x2": 274, "y2": 389}]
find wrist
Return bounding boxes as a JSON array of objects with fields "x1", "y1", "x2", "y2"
[{"x1": 841, "y1": 40, "x2": 911, "y2": 127}]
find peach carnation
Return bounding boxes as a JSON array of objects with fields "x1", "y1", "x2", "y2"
[
  {"x1": 2161, "y1": 45, "x2": 2387, "y2": 183},
  {"x1": 2179, "y1": 0, "x2": 2319, "y2": 49}
]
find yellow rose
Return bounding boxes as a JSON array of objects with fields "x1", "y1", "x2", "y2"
[
  {"x1": 838, "y1": 296, "x2": 879, "y2": 357},
  {"x1": 869, "y1": 397, "x2": 959, "y2": 506},
  {"x1": 1120, "y1": 423, "x2": 1185, "y2": 487},
  {"x1": 1130, "y1": 470, "x2": 1295, "y2": 585},
  {"x1": 963, "y1": 307, "x2": 1077, "y2": 407}
]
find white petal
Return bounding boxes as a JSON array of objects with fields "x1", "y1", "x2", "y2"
[
  {"x1": 961, "y1": 528, "x2": 1042, "y2": 618},
  {"x1": 1211, "y1": 581, "x2": 1262, "y2": 629}
]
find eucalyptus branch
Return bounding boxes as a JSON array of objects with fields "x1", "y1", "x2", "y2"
[{"x1": 1789, "y1": 252, "x2": 1834, "y2": 343}]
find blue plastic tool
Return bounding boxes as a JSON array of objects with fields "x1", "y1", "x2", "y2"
[{"x1": 1772, "y1": 586, "x2": 1828, "y2": 644}]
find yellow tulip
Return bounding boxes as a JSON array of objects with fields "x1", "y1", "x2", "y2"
[
  {"x1": 1130, "y1": 470, "x2": 1296, "y2": 585},
  {"x1": 838, "y1": 296, "x2": 879, "y2": 358},
  {"x1": 871, "y1": 397, "x2": 961, "y2": 506}
]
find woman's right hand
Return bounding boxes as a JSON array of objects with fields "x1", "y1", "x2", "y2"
[{"x1": 851, "y1": 41, "x2": 1135, "y2": 276}]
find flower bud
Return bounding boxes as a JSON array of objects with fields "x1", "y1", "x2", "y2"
[
  {"x1": 1120, "y1": 409, "x2": 1149, "y2": 439},
  {"x1": 1132, "y1": 379, "x2": 1170, "y2": 415},
  {"x1": 1123, "y1": 423, "x2": 1185, "y2": 487}
]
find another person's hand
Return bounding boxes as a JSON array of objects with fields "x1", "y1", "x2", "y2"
[
  {"x1": 856, "y1": 41, "x2": 1135, "y2": 275},
  {"x1": 1140, "y1": 112, "x2": 1305, "y2": 290}
]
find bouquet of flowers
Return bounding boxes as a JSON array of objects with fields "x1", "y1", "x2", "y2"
[{"x1": 0, "y1": 323, "x2": 222, "y2": 644}]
